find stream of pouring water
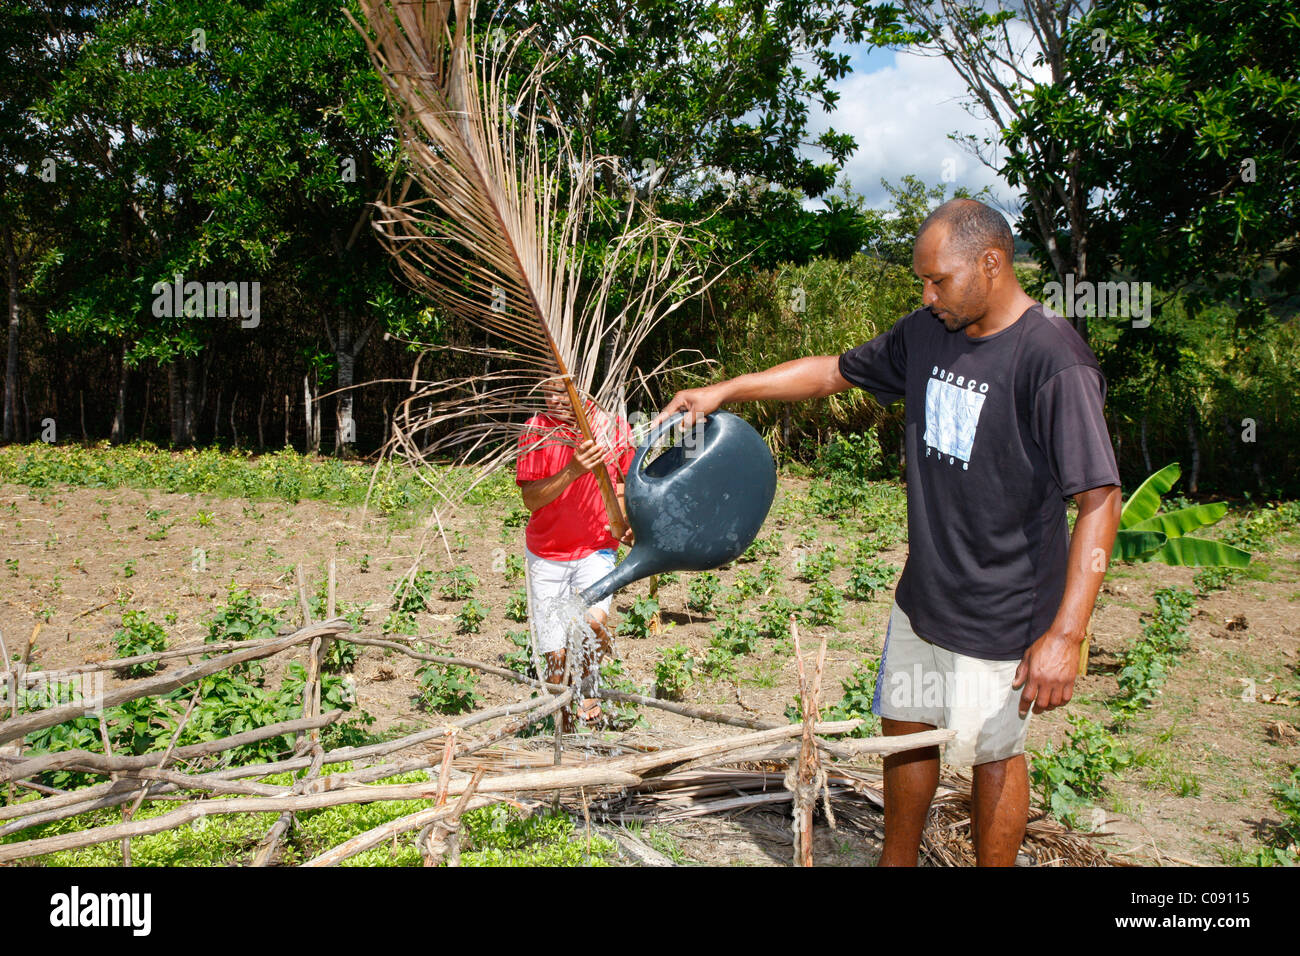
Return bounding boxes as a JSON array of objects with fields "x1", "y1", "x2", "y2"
[{"x1": 529, "y1": 590, "x2": 611, "y2": 738}]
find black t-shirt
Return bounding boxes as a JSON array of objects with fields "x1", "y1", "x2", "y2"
[{"x1": 838, "y1": 303, "x2": 1120, "y2": 660}]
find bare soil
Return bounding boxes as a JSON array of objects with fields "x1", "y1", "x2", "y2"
[{"x1": 2, "y1": 477, "x2": 1296, "y2": 866}]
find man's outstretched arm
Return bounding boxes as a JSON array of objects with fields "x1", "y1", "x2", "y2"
[
  {"x1": 1013, "y1": 483, "x2": 1123, "y2": 715},
  {"x1": 656, "y1": 356, "x2": 854, "y2": 426}
]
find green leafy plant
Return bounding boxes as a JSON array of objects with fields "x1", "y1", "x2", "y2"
[
  {"x1": 797, "y1": 544, "x2": 837, "y2": 583},
  {"x1": 1111, "y1": 463, "x2": 1251, "y2": 567},
  {"x1": 687, "y1": 572, "x2": 721, "y2": 613},
  {"x1": 505, "y1": 588, "x2": 529, "y2": 622},
  {"x1": 758, "y1": 596, "x2": 799, "y2": 641},
  {"x1": 414, "y1": 662, "x2": 482, "y2": 714},
  {"x1": 503, "y1": 553, "x2": 525, "y2": 582},
  {"x1": 1111, "y1": 587, "x2": 1196, "y2": 720},
  {"x1": 502, "y1": 630, "x2": 536, "y2": 678},
  {"x1": 456, "y1": 598, "x2": 489, "y2": 634},
  {"x1": 619, "y1": 596, "x2": 661, "y2": 639},
  {"x1": 113, "y1": 610, "x2": 168, "y2": 677},
  {"x1": 784, "y1": 656, "x2": 880, "y2": 738},
  {"x1": 597, "y1": 658, "x2": 644, "y2": 731},
  {"x1": 654, "y1": 645, "x2": 696, "y2": 701},
  {"x1": 801, "y1": 580, "x2": 845, "y2": 627},
  {"x1": 846, "y1": 557, "x2": 897, "y2": 601},
  {"x1": 439, "y1": 566, "x2": 479, "y2": 601},
  {"x1": 1030, "y1": 714, "x2": 1131, "y2": 827}
]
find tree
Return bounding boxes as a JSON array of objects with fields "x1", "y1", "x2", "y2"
[
  {"x1": 1009, "y1": 0, "x2": 1300, "y2": 324},
  {"x1": 869, "y1": 1, "x2": 1098, "y2": 338}
]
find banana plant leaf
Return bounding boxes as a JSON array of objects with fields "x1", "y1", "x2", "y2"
[
  {"x1": 1111, "y1": 529, "x2": 1167, "y2": 562},
  {"x1": 1127, "y1": 502, "x2": 1229, "y2": 539},
  {"x1": 1141, "y1": 536, "x2": 1253, "y2": 568},
  {"x1": 1119, "y1": 462, "x2": 1181, "y2": 529}
]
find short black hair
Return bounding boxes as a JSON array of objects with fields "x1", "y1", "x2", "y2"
[{"x1": 917, "y1": 198, "x2": 1014, "y2": 263}]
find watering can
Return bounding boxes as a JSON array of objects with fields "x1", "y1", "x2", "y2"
[{"x1": 580, "y1": 411, "x2": 777, "y2": 605}]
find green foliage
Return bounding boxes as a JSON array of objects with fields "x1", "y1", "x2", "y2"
[
  {"x1": 206, "y1": 584, "x2": 281, "y2": 676},
  {"x1": 692, "y1": 255, "x2": 917, "y2": 459},
  {"x1": 845, "y1": 556, "x2": 898, "y2": 601},
  {"x1": 1193, "y1": 566, "x2": 1242, "y2": 594},
  {"x1": 597, "y1": 658, "x2": 645, "y2": 731},
  {"x1": 503, "y1": 505, "x2": 531, "y2": 530},
  {"x1": 502, "y1": 631, "x2": 536, "y2": 678},
  {"x1": 113, "y1": 610, "x2": 167, "y2": 677},
  {"x1": 801, "y1": 580, "x2": 845, "y2": 627},
  {"x1": 758, "y1": 596, "x2": 800, "y2": 641},
  {"x1": 687, "y1": 572, "x2": 722, "y2": 613},
  {"x1": 784, "y1": 656, "x2": 880, "y2": 738},
  {"x1": 414, "y1": 662, "x2": 482, "y2": 715},
  {"x1": 439, "y1": 566, "x2": 479, "y2": 601},
  {"x1": 502, "y1": 553, "x2": 525, "y2": 582},
  {"x1": 797, "y1": 544, "x2": 837, "y2": 583},
  {"x1": 1111, "y1": 587, "x2": 1197, "y2": 720},
  {"x1": 654, "y1": 645, "x2": 696, "y2": 702},
  {"x1": 455, "y1": 598, "x2": 489, "y2": 634},
  {"x1": 386, "y1": 568, "x2": 434, "y2": 632},
  {"x1": 459, "y1": 804, "x2": 614, "y2": 867},
  {"x1": 809, "y1": 431, "x2": 883, "y2": 516},
  {"x1": 1113, "y1": 464, "x2": 1250, "y2": 567},
  {"x1": 0, "y1": 444, "x2": 434, "y2": 515},
  {"x1": 1030, "y1": 715, "x2": 1132, "y2": 827},
  {"x1": 618, "y1": 596, "x2": 660, "y2": 640},
  {"x1": 505, "y1": 588, "x2": 529, "y2": 622}
]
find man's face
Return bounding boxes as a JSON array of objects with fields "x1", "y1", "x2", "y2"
[
  {"x1": 912, "y1": 226, "x2": 990, "y2": 333},
  {"x1": 542, "y1": 380, "x2": 569, "y2": 417}
]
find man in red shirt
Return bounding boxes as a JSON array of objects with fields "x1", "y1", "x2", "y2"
[{"x1": 515, "y1": 381, "x2": 635, "y2": 728}]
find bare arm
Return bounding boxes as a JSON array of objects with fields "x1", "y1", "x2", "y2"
[
  {"x1": 655, "y1": 356, "x2": 854, "y2": 426},
  {"x1": 1013, "y1": 484, "x2": 1123, "y2": 715},
  {"x1": 518, "y1": 439, "x2": 605, "y2": 513}
]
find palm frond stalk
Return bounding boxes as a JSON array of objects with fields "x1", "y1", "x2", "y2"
[{"x1": 350, "y1": 0, "x2": 709, "y2": 533}]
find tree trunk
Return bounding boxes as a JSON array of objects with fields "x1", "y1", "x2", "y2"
[
  {"x1": 284, "y1": 393, "x2": 290, "y2": 449},
  {"x1": 212, "y1": 388, "x2": 222, "y2": 445},
  {"x1": 168, "y1": 365, "x2": 183, "y2": 445},
  {"x1": 1186, "y1": 407, "x2": 1200, "y2": 494},
  {"x1": 139, "y1": 372, "x2": 151, "y2": 441},
  {"x1": 1139, "y1": 411, "x2": 1152, "y2": 475},
  {"x1": 257, "y1": 392, "x2": 266, "y2": 449},
  {"x1": 110, "y1": 345, "x2": 129, "y2": 444},
  {"x1": 183, "y1": 357, "x2": 199, "y2": 445},
  {"x1": 3, "y1": 226, "x2": 20, "y2": 442},
  {"x1": 335, "y1": 320, "x2": 355, "y2": 456},
  {"x1": 230, "y1": 391, "x2": 239, "y2": 449}
]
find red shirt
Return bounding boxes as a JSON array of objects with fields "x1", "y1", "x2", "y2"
[{"x1": 515, "y1": 409, "x2": 635, "y2": 561}]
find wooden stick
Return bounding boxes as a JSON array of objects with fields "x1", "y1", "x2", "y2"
[
  {"x1": 423, "y1": 766, "x2": 484, "y2": 867},
  {"x1": 596, "y1": 689, "x2": 769, "y2": 730},
  {"x1": 0, "y1": 619, "x2": 347, "y2": 747},
  {"x1": 309, "y1": 794, "x2": 499, "y2": 868},
  {"x1": 3, "y1": 632, "x2": 309, "y2": 681},
  {"x1": 0, "y1": 710, "x2": 341, "y2": 788},
  {"x1": 0, "y1": 764, "x2": 645, "y2": 862}
]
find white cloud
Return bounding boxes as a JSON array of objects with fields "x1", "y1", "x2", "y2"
[{"x1": 805, "y1": 47, "x2": 1028, "y2": 219}]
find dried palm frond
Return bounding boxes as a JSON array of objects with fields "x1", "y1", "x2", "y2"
[{"x1": 349, "y1": 0, "x2": 713, "y2": 533}]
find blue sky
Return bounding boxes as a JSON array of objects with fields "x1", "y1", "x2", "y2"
[{"x1": 803, "y1": 43, "x2": 1024, "y2": 220}]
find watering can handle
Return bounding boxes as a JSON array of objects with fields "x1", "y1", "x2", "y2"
[{"x1": 629, "y1": 412, "x2": 695, "y2": 484}]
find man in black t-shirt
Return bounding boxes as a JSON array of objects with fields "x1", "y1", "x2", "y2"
[{"x1": 656, "y1": 199, "x2": 1122, "y2": 866}]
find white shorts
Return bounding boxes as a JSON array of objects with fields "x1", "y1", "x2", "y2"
[
  {"x1": 524, "y1": 548, "x2": 616, "y2": 655},
  {"x1": 872, "y1": 603, "x2": 1032, "y2": 766}
]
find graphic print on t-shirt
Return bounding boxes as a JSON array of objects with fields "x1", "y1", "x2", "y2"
[{"x1": 923, "y1": 366, "x2": 989, "y2": 468}]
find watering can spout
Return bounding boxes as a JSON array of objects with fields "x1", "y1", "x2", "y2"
[
  {"x1": 579, "y1": 411, "x2": 776, "y2": 607},
  {"x1": 579, "y1": 549, "x2": 670, "y2": 606}
]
